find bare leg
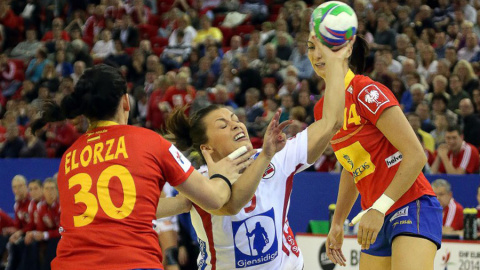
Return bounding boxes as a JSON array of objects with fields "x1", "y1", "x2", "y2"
[
  {"x1": 391, "y1": 235, "x2": 436, "y2": 270},
  {"x1": 359, "y1": 252, "x2": 391, "y2": 270}
]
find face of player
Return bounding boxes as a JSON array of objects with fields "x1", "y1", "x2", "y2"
[
  {"x1": 43, "y1": 182, "x2": 58, "y2": 205},
  {"x1": 432, "y1": 186, "x2": 452, "y2": 208},
  {"x1": 307, "y1": 32, "x2": 327, "y2": 78},
  {"x1": 202, "y1": 108, "x2": 252, "y2": 161},
  {"x1": 28, "y1": 183, "x2": 43, "y2": 201},
  {"x1": 12, "y1": 179, "x2": 28, "y2": 201}
]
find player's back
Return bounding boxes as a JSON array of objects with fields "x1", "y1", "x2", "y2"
[{"x1": 52, "y1": 123, "x2": 167, "y2": 270}]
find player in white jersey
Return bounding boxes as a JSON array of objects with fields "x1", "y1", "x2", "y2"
[{"x1": 160, "y1": 36, "x2": 354, "y2": 269}]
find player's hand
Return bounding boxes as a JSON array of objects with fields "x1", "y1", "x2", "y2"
[
  {"x1": 262, "y1": 108, "x2": 292, "y2": 159},
  {"x1": 9, "y1": 230, "x2": 22, "y2": 244},
  {"x1": 326, "y1": 223, "x2": 346, "y2": 266},
  {"x1": 316, "y1": 35, "x2": 355, "y2": 64},
  {"x1": 354, "y1": 209, "x2": 384, "y2": 250},
  {"x1": 203, "y1": 147, "x2": 257, "y2": 184},
  {"x1": 24, "y1": 231, "x2": 34, "y2": 245},
  {"x1": 33, "y1": 231, "x2": 44, "y2": 241},
  {"x1": 178, "y1": 245, "x2": 189, "y2": 266}
]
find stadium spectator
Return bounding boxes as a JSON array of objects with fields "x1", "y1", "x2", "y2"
[
  {"x1": 7, "y1": 175, "x2": 31, "y2": 270},
  {"x1": 431, "y1": 179, "x2": 464, "y2": 234},
  {"x1": 431, "y1": 125, "x2": 480, "y2": 174},
  {"x1": 453, "y1": 60, "x2": 479, "y2": 96},
  {"x1": 407, "y1": 113, "x2": 436, "y2": 152},
  {"x1": 434, "y1": 31, "x2": 448, "y2": 59},
  {"x1": 41, "y1": 18, "x2": 70, "y2": 42},
  {"x1": 259, "y1": 43, "x2": 286, "y2": 84},
  {"x1": 28, "y1": 178, "x2": 60, "y2": 270},
  {"x1": 193, "y1": 15, "x2": 222, "y2": 47},
  {"x1": 457, "y1": 33, "x2": 480, "y2": 61},
  {"x1": 431, "y1": 94, "x2": 458, "y2": 126},
  {"x1": 371, "y1": 14, "x2": 396, "y2": 51},
  {"x1": 473, "y1": 89, "x2": 480, "y2": 112},
  {"x1": 244, "y1": 87, "x2": 264, "y2": 135},
  {"x1": 426, "y1": 75, "x2": 450, "y2": 103},
  {"x1": 168, "y1": 14, "x2": 197, "y2": 48},
  {"x1": 430, "y1": 113, "x2": 449, "y2": 147},
  {"x1": 19, "y1": 126, "x2": 47, "y2": 158},
  {"x1": 212, "y1": 84, "x2": 237, "y2": 109},
  {"x1": 445, "y1": 46, "x2": 459, "y2": 71},
  {"x1": 44, "y1": 120, "x2": 79, "y2": 158},
  {"x1": 112, "y1": 14, "x2": 139, "y2": 48},
  {"x1": 223, "y1": 35, "x2": 243, "y2": 68},
  {"x1": 417, "y1": 45, "x2": 438, "y2": 82},
  {"x1": 54, "y1": 50, "x2": 73, "y2": 78},
  {"x1": 415, "y1": 102, "x2": 435, "y2": 132},
  {"x1": 83, "y1": 4, "x2": 106, "y2": 42},
  {"x1": 104, "y1": 0, "x2": 127, "y2": 20},
  {"x1": 70, "y1": 61, "x2": 86, "y2": 86},
  {"x1": 448, "y1": 74, "x2": 471, "y2": 111},
  {"x1": 409, "y1": 83, "x2": 428, "y2": 113},
  {"x1": 129, "y1": 0, "x2": 151, "y2": 25},
  {"x1": 162, "y1": 71, "x2": 196, "y2": 113},
  {"x1": 314, "y1": 143, "x2": 339, "y2": 172},
  {"x1": 25, "y1": 47, "x2": 50, "y2": 83},
  {"x1": 0, "y1": 124, "x2": 24, "y2": 158},
  {"x1": 92, "y1": 29, "x2": 116, "y2": 59},
  {"x1": 10, "y1": 29, "x2": 43, "y2": 61},
  {"x1": 458, "y1": 98, "x2": 480, "y2": 147}
]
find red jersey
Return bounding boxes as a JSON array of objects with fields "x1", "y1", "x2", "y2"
[
  {"x1": 162, "y1": 86, "x2": 196, "y2": 112},
  {"x1": 146, "y1": 89, "x2": 166, "y2": 130},
  {"x1": 443, "y1": 198, "x2": 464, "y2": 230},
  {"x1": 52, "y1": 122, "x2": 194, "y2": 270},
  {"x1": 35, "y1": 200, "x2": 61, "y2": 239},
  {"x1": 41, "y1": 30, "x2": 71, "y2": 42},
  {"x1": 0, "y1": 209, "x2": 14, "y2": 230},
  {"x1": 314, "y1": 70, "x2": 435, "y2": 215},
  {"x1": 23, "y1": 199, "x2": 41, "y2": 232},
  {"x1": 14, "y1": 197, "x2": 31, "y2": 230},
  {"x1": 438, "y1": 142, "x2": 480, "y2": 174}
]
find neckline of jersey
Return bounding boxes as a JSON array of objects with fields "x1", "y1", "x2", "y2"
[
  {"x1": 344, "y1": 69, "x2": 355, "y2": 90},
  {"x1": 88, "y1": 120, "x2": 119, "y2": 131}
]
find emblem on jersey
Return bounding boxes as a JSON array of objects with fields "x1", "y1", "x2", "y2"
[
  {"x1": 197, "y1": 238, "x2": 208, "y2": 270},
  {"x1": 168, "y1": 145, "x2": 191, "y2": 173},
  {"x1": 232, "y1": 208, "x2": 278, "y2": 268},
  {"x1": 358, "y1": 84, "x2": 389, "y2": 114},
  {"x1": 262, "y1": 163, "x2": 275, "y2": 179},
  {"x1": 347, "y1": 86, "x2": 353, "y2": 94},
  {"x1": 335, "y1": 142, "x2": 376, "y2": 183}
]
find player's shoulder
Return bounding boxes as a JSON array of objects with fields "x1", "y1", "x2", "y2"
[{"x1": 351, "y1": 75, "x2": 388, "y2": 94}]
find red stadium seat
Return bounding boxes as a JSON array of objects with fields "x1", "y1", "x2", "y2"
[
  {"x1": 153, "y1": 46, "x2": 165, "y2": 56},
  {"x1": 219, "y1": 26, "x2": 234, "y2": 47},
  {"x1": 10, "y1": 59, "x2": 25, "y2": 71},
  {"x1": 138, "y1": 24, "x2": 158, "y2": 40},
  {"x1": 213, "y1": 14, "x2": 226, "y2": 27},
  {"x1": 151, "y1": 36, "x2": 168, "y2": 48},
  {"x1": 125, "y1": 47, "x2": 136, "y2": 55}
]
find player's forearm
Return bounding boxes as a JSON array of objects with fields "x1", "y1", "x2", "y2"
[
  {"x1": 322, "y1": 61, "x2": 346, "y2": 130},
  {"x1": 332, "y1": 170, "x2": 359, "y2": 226},
  {"x1": 383, "y1": 150, "x2": 427, "y2": 202},
  {"x1": 214, "y1": 152, "x2": 272, "y2": 215},
  {"x1": 156, "y1": 196, "x2": 192, "y2": 218}
]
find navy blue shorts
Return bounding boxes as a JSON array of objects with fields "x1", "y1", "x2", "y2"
[{"x1": 362, "y1": 195, "x2": 442, "y2": 257}]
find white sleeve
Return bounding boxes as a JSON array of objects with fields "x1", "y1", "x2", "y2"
[{"x1": 273, "y1": 129, "x2": 311, "y2": 176}]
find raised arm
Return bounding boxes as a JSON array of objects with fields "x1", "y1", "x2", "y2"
[{"x1": 306, "y1": 41, "x2": 352, "y2": 164}]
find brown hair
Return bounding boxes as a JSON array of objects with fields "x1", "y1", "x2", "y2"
[{"x1": 166, "y1": 105, "x2": 223, "y2": 158}]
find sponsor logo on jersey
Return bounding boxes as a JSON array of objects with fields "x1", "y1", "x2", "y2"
[
  {"x1": 358, "y1": 84, "x2": 390, "y2": 114},
  {"x1": 392, "y1": 219, "x2": 412, "y2": 228},
  {"x1": 390, "y1": 206, "x2": 409, "y2": 222},
  {"x1": 385, "y1": 151, "x2": 403, "y2": 168},
  {"x1": 263, "y1": 163, "x2": 275, "y2": 179},
  {"x1": 335, "y1": 142, "x2": 376, "y2": 183},
  {"x1": 232, "y1": 208, "x2": 278, "y2": 268},
  {"x1": 168, "y1": 145, "x2": 191, "y2": 172}
]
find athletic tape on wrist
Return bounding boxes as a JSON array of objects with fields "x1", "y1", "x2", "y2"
[{"x1": 350, "y1": 194, "x2": 395, "y2": 225}]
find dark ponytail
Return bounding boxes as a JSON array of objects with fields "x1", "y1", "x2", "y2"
[
  {"x1": 350, "y1": 35, "x2": 369, "y2": 74},
  {"x1": 166, "y1": 104, "x2": 223, "y2": 156},
  {"x1": 31, "y1": 64, "x2": 127, "y2": 134}
]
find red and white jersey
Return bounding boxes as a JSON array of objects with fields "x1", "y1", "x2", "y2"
[
  {"x1": 443, "y1": 198, "x2": 464, "y2": 230},
  {"x1": 14, "y1": 197, "x2": 31, "y2": 231},
  {"x1": 438, "y1": 142, "x2": 480, "y2": 174},
  {"x1": 191, "y1": 130, "x2": 311, "y2": 270}
]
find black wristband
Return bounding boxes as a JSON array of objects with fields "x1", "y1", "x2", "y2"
[{"x1": 210, "y1": 174, "x2": 232, "y2": 191}]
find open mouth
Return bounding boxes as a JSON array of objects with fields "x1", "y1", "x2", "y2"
[
  {"x1": 234, "y1": 132, "x2": 246, "y2": 141},
  {"x1": 315, "y1": 63, "x2": 325, "y2": 68}
]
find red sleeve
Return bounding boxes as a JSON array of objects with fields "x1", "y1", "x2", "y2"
[
  {"x1": 157, "y1": 137, "x2": 194, "y2": 187},
  {"x1": 465, "y1": 146, "x2": 480, "y2": 174},
  {"x1": 23, "y1": 202, "x2": 36, "y2": 232},
  {"x1": 83, "y1": 17, "x2": 95, "y2": 39},
  {"x1": 62, "y1": 31, "x2": 71, "y2": 41},
  {"x1": 41, "y1": 32, "x2": 53, "y2": 41},
  {"x1": 313, "y1": 97, "x2": 325, "y2": 121},
  {"x1": 452, "y1": 203, "x2": 464, "y2": 230},
  {"x1": 353, "y1": 81, "x2": 399, "y2": 125},
  {"x1": 47, "y1": 206, "x2": 61, "y2": 239},
  {"x1": 0, "y1": 210, "x2": 14, "y2": 229}
]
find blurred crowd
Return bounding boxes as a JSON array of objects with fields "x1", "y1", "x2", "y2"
[{"x1": 0, "y1": 0, "x2": 479, "y2": 175}]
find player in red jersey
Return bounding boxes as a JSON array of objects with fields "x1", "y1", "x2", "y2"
[
  {"x1": 31, "y1": 64, "x2": 283, "y2": 270},
  {"x1": 310, "y1": 12, "x2": 442, "y2": 269}
]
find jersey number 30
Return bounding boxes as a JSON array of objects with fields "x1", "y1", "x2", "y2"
[{"x1": 68, "y1": 165, "x2": 137, "y2": 227}]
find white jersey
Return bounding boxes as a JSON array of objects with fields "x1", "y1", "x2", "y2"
[{"x1": 191, "y1": 129, "x2": 311, "y2": 270}]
